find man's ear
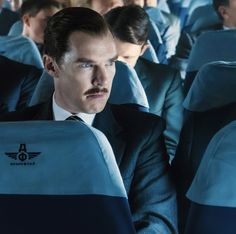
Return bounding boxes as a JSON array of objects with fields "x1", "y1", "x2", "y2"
[
  {"x1": 43, "y1": 55, "x2": 60, "y2": 78},
  {"x1": 22, "y1": 14, "x2": 30, "y2": 27},
  {"x1": 218, "y1": 5, "x2": 229, "y2": 20},
  {"x1": 140, "y1": 43, "x2": 149, "y2": 56}
]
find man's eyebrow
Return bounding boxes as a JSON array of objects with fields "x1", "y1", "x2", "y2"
[
  {"x1": 75, "y1": 58, "x2": 95, "y2": 63},
  {"x1": 75, "y1": 55, "x2": 118, "y2": 63},
  {"x1": 109, "y1": 55, "x2": 118, "y2": 62}
]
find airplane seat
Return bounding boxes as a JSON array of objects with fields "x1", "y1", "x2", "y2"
[
  {"x1": 8, "y1": 20, "x2": 23, "y2": 36},
  {"x1": 172, "y1": 61, "x2": 236, "y2": 233},
  {"x1": 0, "y1": 35, "x2": 43, "y2": 69},
  {"x1": 141, "y1": 40, "x2": 159, "y2": 63},
  {"x1": 184, "y1": 29, "x2": 236, "y2": 94},
  {"x1": 0, "y1": 121, "x2": 135, "y2": 234},
  {"x1": 186, "y1": 4, "x2": 220, "y2": 29},
  {"x1": 185, "y1": 120, "x2": 236, "y2": 234}
]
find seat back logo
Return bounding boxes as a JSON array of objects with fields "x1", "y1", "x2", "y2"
[{"x1": 4, "y1": 144, "x2": 41, "y2": 166}]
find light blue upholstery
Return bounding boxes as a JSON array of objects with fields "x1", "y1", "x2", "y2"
[
  {"x1": 141, "y1": 40, "x2": 159, "y2": 63},
  {"x1": 0, "y1": 121, "x2": 135, "y2": 233},
  {"x1": 187, "y1": 120, "x2": 236, "y2": 207},
  {"x1": 187, "y1": 29, "x2": 236, "y2": 72},
  {"x1": 186, "y1": 4, "x2": 219, "y2": 28},
  {"x1": 148, "y1": 19, "x2": 167, "y2": 64},
  {"x1": 8, "y1": 20, "x2": 23, "y2": 36},
  {"x1": 184, "y1": 61, "x2": 236, "y2": 111},
  {"x1": 187, "y1": 0, "x2": 213, "y2": 16},
  {"x1": 0, "y1": 35, "x2": 43, "y2": 69},
  {"x1": 30, "y1": 61, "x2": 149, "y2": 110}
]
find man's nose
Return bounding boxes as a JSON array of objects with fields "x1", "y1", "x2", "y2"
[{"x1": 92, "y1": 66, "x2": 110, "y2": 87}]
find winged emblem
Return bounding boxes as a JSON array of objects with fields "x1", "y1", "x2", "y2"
[{"x1": 5, "y1": 144, "x2": 41, "y2": 161}]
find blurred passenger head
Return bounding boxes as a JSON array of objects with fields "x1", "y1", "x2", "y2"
[
  {"x1": 105, "y1": 5, "x2": 149, "y2": 67},
  {"x1": 43, "y1": 7, "x2": 117, "y2": 114},
  {"x1": 124, "y1": 0, "x2": 145, "y2": 7},
  {"x1": 21, "y1": 0, "x2": 62, "y2": 44},
  {"x1": 9, "y1": 0, "x2": 23, "y2": 11},
  {"x1": 213, "y1": 0, "x2": 236, "y2": 28},
  {"x1": 89, "y1": 0, "x2": 124, "y2": 15}
]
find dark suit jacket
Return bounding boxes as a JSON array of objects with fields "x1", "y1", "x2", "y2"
[
  {"x1": 135, "y1": 58, "x2": 184, "y2": 160},
  {"x1": 0, "y1": 102, "x2": 177, "y2": 234},
  {"x1": 0, "y1": 55, "x2": 43, "y2": 113},
  {"x1": 0, "y1": 8, "x2": 19, "y2": 35}
]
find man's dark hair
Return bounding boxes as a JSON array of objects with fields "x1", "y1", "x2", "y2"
[
  {"x1": 44, "y1": 7, "x2": 112, "y2": 63},
  {"x1": 213, "y1": 0, "x2": 229, "y2": 19},
  {"x1": 104, "y1": 5, "x2": 149, "y2": 45},
  {"x1": 20, "y1": 0, "x2": 62, "y2": 17}
]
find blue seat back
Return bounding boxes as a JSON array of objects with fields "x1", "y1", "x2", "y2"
[
  {"x1": 187, "y1": 29, "x2": 236, "y2": 72},
  {"x1": 186, "y1": 5, "x2": 219, "y2": 28},
  {"x1": 8, "y1": 20, "x2": 23, "y2": 36},
  {"x1": 184, "y1": 61, "x2": 236, "y2": 111},
  {"x1": 141, "y1": 40, "x2": 159, "y2": 63},
  {"x1": 184, "y1": 30, "x2": 236, "y2": 93},
  {"x1": 185, "y1": 120, "x2": 236, "y2": 234},
  {"x1": 0, "y1": 121, "x2": 135, "y2": 234},
  {"x1": 0, "y1": 35, "x2": 43, "y2": 69},
  {"x1": 172, "y1": 61, "x2": 236, "y2": 233}
]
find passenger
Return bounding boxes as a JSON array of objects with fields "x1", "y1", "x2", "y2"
[
  {"x1": 0, "y1": 7, "x2": 177, "y2": 234},
  {"x1": 74, "y1": 0, "x2": 124, "y2": 14},
  {"x1": 105, "y1": 5, "x2": 184, "y2": 160},
  {"x1": 0, "y1": 0, "x2": 20, "y2": 35},
  {"x1": 21, "y1": 0, "x2": 62, "y2": 55},
  {"x1": 170, "y1": 0, "x2": 236, "y2": 73},
  {"x1": 9, "y1": 0, "x2": 23, "y2": 12},
  {"x1": 124, "y1": 0, "x2": 181, "y2": 58}
]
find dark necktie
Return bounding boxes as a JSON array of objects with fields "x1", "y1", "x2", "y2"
[{"x1": 66, "y1": 115, "x2": 83, "y2": 121}]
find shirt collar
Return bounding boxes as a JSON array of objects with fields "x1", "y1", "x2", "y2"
[
  {"x1": 223, "y1": 25, "x2": 236, "y2": 30},
  {"x1": 52, "y1": 94, "x2": 95, "y2": 125}
]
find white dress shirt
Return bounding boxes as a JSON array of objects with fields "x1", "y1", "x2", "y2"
[{"x1": 52, "y1": 94, "x2": 95, "y2": 125}]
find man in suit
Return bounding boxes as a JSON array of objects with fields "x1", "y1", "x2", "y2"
[
  {"x1": 124, "y1": 0, "x2": 181, "y2": 59},
  {"x1": 169, "y1": 0, "x2": 235, "y2": 72},
  {"x1": 0, "y1": 7, "x2": 177, "y2": 234},
  {"x1": 105, "y1": 5, "x2": 184, "y2": 160},
  {"x1": 0, "y1": 55, "x2": 42, "y2": 113},
  {"x1": 21, "y1": 0, "x2": 62, "y2": 55}
]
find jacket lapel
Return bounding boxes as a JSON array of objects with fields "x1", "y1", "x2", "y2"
[{"x1": 93, "y1": 104, "x2": 125, "y2": 166}]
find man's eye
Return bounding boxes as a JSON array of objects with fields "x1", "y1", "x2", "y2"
[
  {"x1": 79, "y1": 63, "x2": 93, "y2": 68},
  {"x1": 106, "y1": 61, "x2": 115, "y2": 66}
]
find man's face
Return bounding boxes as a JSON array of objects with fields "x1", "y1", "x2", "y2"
[
  {"x1": 46, "y1": 32, "x2": 117, "y2": 114},
  {"x1": 225, "y1": 0, "x2": 236, "y2": 27},
  {"x1": 24, "y1": 7, "x2": 60, "y2": 44},
  {"x1": 219, "y1": 0, "x2": 236, "y2": 28},
  {"x1": 114, "y1": 38, "x2": 145, "y2": 67}
]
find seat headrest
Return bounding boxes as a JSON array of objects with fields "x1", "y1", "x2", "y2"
[
  {"x1": 187, "y1": 120, "x2": 236, "y2": 207},
  {"x1": 0, "y1": 121, "x2": 126, "y2": 197},
  {"x1": 0, "y1": 35, "x2": 43, "y2": 69},
  {"x1": 187, "y1": 29, "x2": 236, "y2": 72},
  {"x1": 184, "y1": 61, "x2": 236, "y2": 111}
]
